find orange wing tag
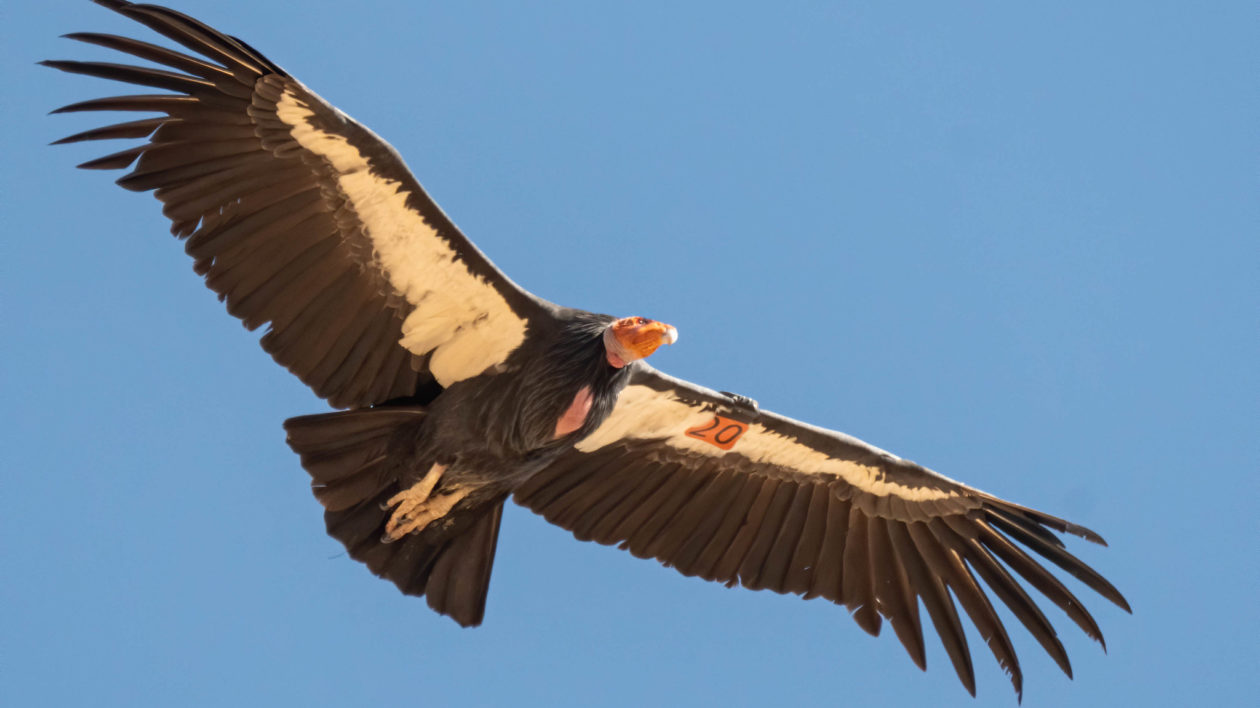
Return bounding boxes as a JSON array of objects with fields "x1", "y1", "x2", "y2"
[{"x1": 685, "y1": 415, "x2": 749, "y2": 451}]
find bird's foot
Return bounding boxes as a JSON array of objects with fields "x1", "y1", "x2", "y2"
[{"x1": 381, "y1": 463, "x2": 469, "y2": 542}]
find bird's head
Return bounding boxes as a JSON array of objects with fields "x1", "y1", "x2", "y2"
[{"x1": 603, "y1": 317, "x2": 678, "y2": 368}]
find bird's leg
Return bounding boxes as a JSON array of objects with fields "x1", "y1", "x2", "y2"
[{"x1": 381, "y1": 463, "x2": 470, "y2": 542}]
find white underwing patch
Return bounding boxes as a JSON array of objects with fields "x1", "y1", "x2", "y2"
[
  {"x1": 578, "y1": 384, "x2": 958, "y2": 502},
  {"x1": 276, "y1": 89, "x2": 527, "y2": 386}
]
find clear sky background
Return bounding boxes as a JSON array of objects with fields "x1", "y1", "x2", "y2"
[{"x1": 3, "y1": 2, "x2": 1255, "y2": 707}]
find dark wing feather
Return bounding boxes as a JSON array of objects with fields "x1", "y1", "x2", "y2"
[
  {"x1": 515, "y1": 365, "x2": 1130, "y2": 698},
  {"x1": 46, "y1": 0, "x2": 550, "y2": 407}
]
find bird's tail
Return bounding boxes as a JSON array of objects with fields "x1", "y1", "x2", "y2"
[{"x1": 284, "y1": 408, "x2": 504, "y2": 627}]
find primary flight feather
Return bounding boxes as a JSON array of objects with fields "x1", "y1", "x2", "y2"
[{"x1": 45, "y1": 1, "x2": 1129, "y2": 699}]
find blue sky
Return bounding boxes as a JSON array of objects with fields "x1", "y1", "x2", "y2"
[{"x1": 3, "y1": 1, "x2": 1255, "y2": 706}]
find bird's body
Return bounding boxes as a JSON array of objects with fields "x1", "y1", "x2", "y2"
[
  {"x1": 47, "y1": 0, "x2": 1129, "y2": 699},
  {"x1": 287, "y1": 310, "x2": 638, "y2": 624}
]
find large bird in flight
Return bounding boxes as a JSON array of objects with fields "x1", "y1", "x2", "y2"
[{"x1": 46, "y1": 0, "x2": 1129, "y2": 699}]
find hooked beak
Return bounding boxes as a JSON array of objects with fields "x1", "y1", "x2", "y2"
[{"x1": 605, "y1": 318, "x2": 678, "y2": 367}]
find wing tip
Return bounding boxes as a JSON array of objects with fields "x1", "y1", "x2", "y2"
[
  {"x1": 94, "y1": 0, "x2": 133, "y2": 12},
  {"x1": 1064, "y1": 520, "x2": 1108, "y2": 546},
  {"x1": 1113, "y1": 592, "x2": 1133, "y2": 615}
]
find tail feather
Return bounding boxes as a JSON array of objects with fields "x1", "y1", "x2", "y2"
[
  {"x1": 316, "y1": 456, "x2": 393, "y2": 512},
  {"x1": 284, "y1": 407, "x2": 505, "y2": 627},
  {"x1": 286, "y1": 407, "x2": 420, "y2": 510},
  {"x1": 328, "y1": 491, "x2": 392, "y2": 551},
  {"x1": 286, "y1": 408, "x2": 421, "y2": 480},
  {"x1": 426, "y1": 502, "x2": 504, "y2": 626}
]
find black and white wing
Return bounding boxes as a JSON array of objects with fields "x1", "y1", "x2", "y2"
[
  {"x1": 515, "y1": 365, "x2": 1131, "y2": 698},
  {"x1": 45, "y1": 0, "x2": 549, "y2": 408}
]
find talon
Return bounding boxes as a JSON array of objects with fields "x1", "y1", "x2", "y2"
[
  {"x1": 380, "y1": 463, "x2": 470, "y2": 542},
  {"x1": 384, "y1": 463, "x2": 444, "y2": 510}
]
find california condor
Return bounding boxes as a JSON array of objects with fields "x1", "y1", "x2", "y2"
[{"x1": 45, "y1": 0, "x2": 1129, "y2": 698}]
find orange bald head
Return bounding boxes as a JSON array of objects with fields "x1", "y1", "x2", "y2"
[{"x1": 603, "y1": 317, "x2": 679, "y2": 368}]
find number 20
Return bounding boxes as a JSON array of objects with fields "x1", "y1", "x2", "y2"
[{"x1": 685, "y1": 415, "x2": 748, "y2": 451}]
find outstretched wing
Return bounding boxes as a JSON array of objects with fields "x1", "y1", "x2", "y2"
[
  {"x1": 515, "y1": 365, "x2": 1130, "y2": 699},
  {"x1": 44, "y1": 0, "x2": 549, "y2": 407}
]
